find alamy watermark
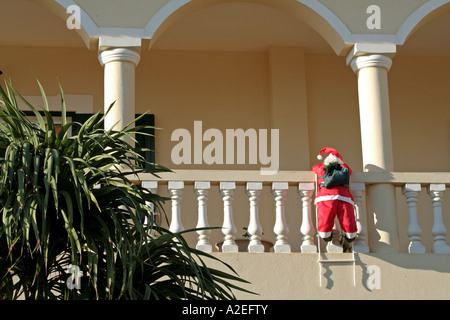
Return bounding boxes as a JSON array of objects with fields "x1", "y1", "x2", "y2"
[
  {"x1": 366, "y1": 265, "x2": 381, "y2": 290},
  {"x1": 367, "y1": 5, "x2": 381, "y2": 30},
  {"x1": 66, "y1": 265, "x2": 82, "y2": 290},
  {"x1": 171, "y1": 121, "x2": 279, "y2": 175},
  {"x1": 66, "y1": 5, "x2": 81, "y2": 30}
]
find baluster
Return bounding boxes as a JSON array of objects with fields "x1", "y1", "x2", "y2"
[
  {"x1": 402, "y1": 184, "x2": 426, "y2": 253},
  {"x1": 168, "y1": 181, "x2": 184, "y2": 233},
  {"x1": 298, "y1": 183, "x2": 317, "y2": 253},
  {"x1": 246, "y1": 182, "x2": 265, "y2": 252},
  {"x1": 220, "y1": 182, "x2": 238, "y2": 252},
  {"x1": 350, "y1": 183, "x2": 370, "y2": 253},
  {"x1": 428, "y1": 184, "x2": 450, "y2": 254},
  {"x1": 195, "y1": 181, "x2": 212, "y2": 252},
  {"x1": 142, "y1": 181, "x2": 158, "y2": 237},
  {"x1": 272, "y1": 182, "x2": 290, "y2": 253}
]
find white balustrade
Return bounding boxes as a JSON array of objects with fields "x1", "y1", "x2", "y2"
[
  {"x1": 350, "y1": 183, "x2": 370, "y2": 253},
  {"x1": 168, "y1": 181, "x2": 184, "y2": 233},
  {"x1": 195, "y1": 181, "x2": 212, "y2": 252},
  {"x1": 220, "y1": 182, "x2": 238, "y2": 252},
  {"x1": 138, "y1": 170, "x2": 449, "y2": 256},
  {"x1": 402, "y1": 184, "x2": 426, "y2": 253},
  {"x1": 142, "y1": 180, "x2": 158, "y2": 236},
  {"x1": 272, "y1": 182, "x2": 291, "y2": 253},
  {"x1": 142, "y1": 181, "x2": 158, "y2": 214},
  {"x1": 298, "y1": 183, "x2": 317, "y2": 253},
  {"x1": 428, "y1": 184, "x2": 450, "y2": 254},
  {"x1": 246, "y1": 182, "x2": 264, "y2": 252}
]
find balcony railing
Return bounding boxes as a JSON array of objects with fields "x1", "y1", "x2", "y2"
[{"x1": 134, "y1": 170, "x2": 450, "y2": 254}]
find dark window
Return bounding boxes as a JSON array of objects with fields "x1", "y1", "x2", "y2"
[{"x1": 24, "y1": 111, "x2": 155, "y2": 168}]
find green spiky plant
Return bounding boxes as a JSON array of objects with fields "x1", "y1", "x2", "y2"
[{"x1": 0, "y1": 80, "x2": 252, "y2": 300}]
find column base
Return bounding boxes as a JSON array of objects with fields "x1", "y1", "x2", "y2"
[
  {"x1": 408, "y1": 240, "x2": 426, "y2": 254},
  {"x1": 196, "y1": 244, "x2": 213, "y2": 252},
  {"x1": 221, "y1": 244, "x2": 239, "y2": 252},
  {"x1": 432, "y1": 241, "x2": 450, "y2": 254},
  {"x1": 248, "y1": 244, "x2": 265, "y2": 253},
  {"x1": 300, "y1": 244, "x2": 317, "y2": 253},
  {"x1": 273, "y1": 244, "x2": 291, "y2": 253}
]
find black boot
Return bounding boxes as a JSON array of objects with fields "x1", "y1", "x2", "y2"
[{"x1": 344, "y1": 234, "x2": 355, "y2": 243}]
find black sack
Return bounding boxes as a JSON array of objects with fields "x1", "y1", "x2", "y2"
[{"x1": 320, "y1": 162, "x2": 350, "y2": 189}]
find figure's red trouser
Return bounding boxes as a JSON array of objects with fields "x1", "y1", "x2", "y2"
[{"x1": 317, "y1": 200, "x2": 357, "y2": 238}]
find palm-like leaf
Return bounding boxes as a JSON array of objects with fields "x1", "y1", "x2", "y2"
[{"x1": 0, "y1": 80, "x2": 252, "y2": 300}]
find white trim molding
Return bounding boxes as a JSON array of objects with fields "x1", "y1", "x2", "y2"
[
  {"x1": 396, "y1": 0, "x2": 450, "y2": 44},
  {"x1": 314, "y1": 195, "x2": 354, "y2": 205}
]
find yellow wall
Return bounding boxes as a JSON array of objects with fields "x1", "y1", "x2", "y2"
[
  {"x1": 390, "y1": 56, "x2": 450, "y2": 172},
  {"x1": 136, "y1": 49, "x2": 272, "y2": 171},
  {"x1": 0, "y1": 46, "x2": 103, "y2": 110}
]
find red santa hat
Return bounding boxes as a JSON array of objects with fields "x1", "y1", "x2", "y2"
[{"x1": 317, "y1": 147, "x2": 343, "y2": 161}]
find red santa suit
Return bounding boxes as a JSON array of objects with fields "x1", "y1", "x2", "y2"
[{"x1": 312, "y1": 147, "x2": 357, "y2": 242}]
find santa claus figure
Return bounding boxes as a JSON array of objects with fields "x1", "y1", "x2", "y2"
[{"x1": 312, "y1": 147, "x2": 357, "y2": 243}]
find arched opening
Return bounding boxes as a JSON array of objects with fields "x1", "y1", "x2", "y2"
[
  {"x1": 138, "y1": 1, "x2": 362, "y2": 172},
  {"x1": 0, "y1": 0, "x2": 102, "y2": 113},
  {"x1": 390, "y1": 3, "x2": 450, "y2": 173},
  {"x1": 29, "y1": 0, "x2": 99, "y2": 49},
  {"x1": 0, "y1": 0, "x2": 87, "y2": 48},
  {"x1": 147, "y1": 0, "x2": 351, "y2": 55},
  {"x1": 397, "y1": 1, "x2": 450, "y2": 46}
]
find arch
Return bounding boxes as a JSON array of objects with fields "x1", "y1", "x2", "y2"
[
  {"x1": 30, "y1": 0, "x2": 100, "y2": 49},
  {"x1": 145, "y1": 0, "x2": 353, "y2": 55},
  {"x1": 396, "y1": 0, "x2": 450, "y2": 44}
]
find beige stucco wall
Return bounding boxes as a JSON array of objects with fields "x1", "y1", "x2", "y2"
[
  {"x1": 390, "y1": 56, "x2": 450, "y2": 173},
  {"x1": 206, "y1": 252, "x2": 450, "y2": 299},
  {"x1": 0, "y1": 46, "x2": 103, "y2": 109}
]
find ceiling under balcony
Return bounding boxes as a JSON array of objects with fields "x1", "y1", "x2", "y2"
[{"x1": 0, "y1": 0, "x2": 449, "y2": 56}]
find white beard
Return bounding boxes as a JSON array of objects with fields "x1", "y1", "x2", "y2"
[{"x1": 324, "y1": 154, "x2": 343, "y2": 166}]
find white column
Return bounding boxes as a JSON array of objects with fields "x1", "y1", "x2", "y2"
[
  {"x1": 220, "y1": 182, "x2": 238, "y2": 252},
  {"x1": 272, "y1": 182, "x2": 290, "y2": 253},
  {"x1": 347, "y1": 43, "x2": 400, "y2": 253},
  {"x1": 350, "y1": 183, "x2": 370, "y2": 253},
  {"x1": 246, "y1": 182, "x2": 264, "y2": 252},
  {"x1": 194, "y1": 181, "x2": 212, "y2": 252},
  {"x1": 168, "y1": 181, "x2": 184, "y2": 233},
  {"x1": 98, "y1": 46, "x2": 141, "y2": 145},
  {"x1": 298, "y1": 183, "x2": 317, "y2": 253},
  {"x1": 403, "y1": 184, "x2": 426, "y2": 253},
  {"x1": 428, "y1": 184, "x2": 450, "y2": 254}
]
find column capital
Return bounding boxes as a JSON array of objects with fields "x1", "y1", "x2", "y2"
[
  {"x1": 349, "y1": 54, "x2": 393, "y2": 73},
  {"x1": 346, "y1": 42, "x2": 396, "y2": 73},
  {"x1": 98, "y1": 47, "x2": 141, "y2": 67}
]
